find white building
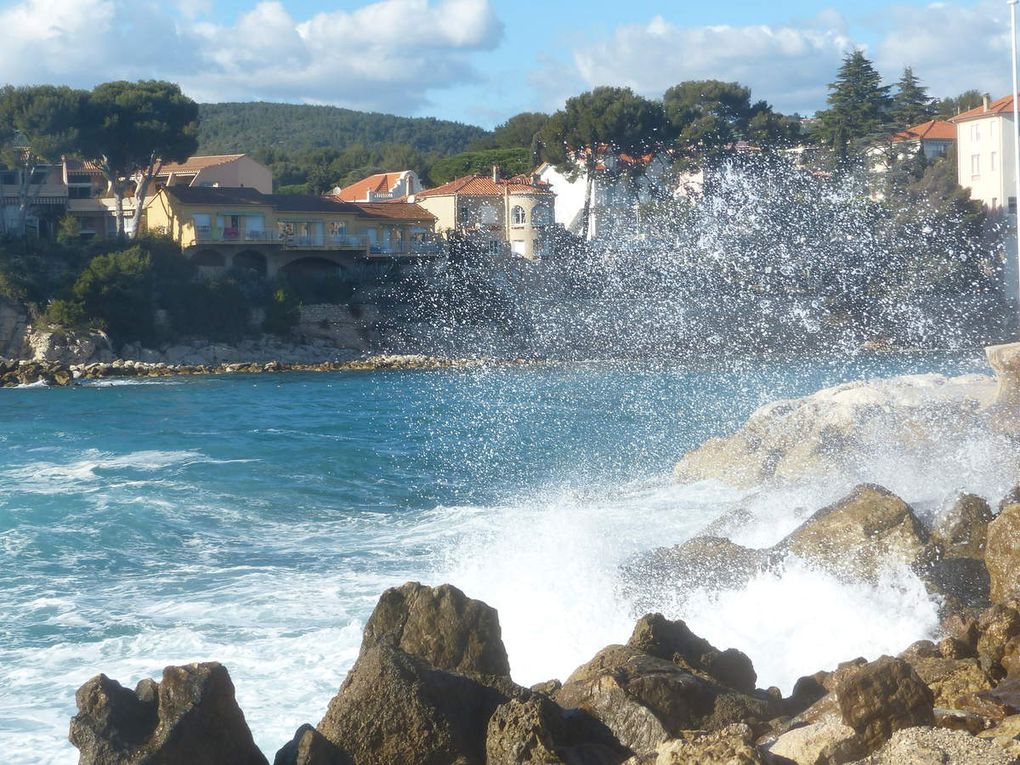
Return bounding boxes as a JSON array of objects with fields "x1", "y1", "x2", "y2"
[
  {"x1": 334, "y1": 171, "x2": 423, "y2": 203},
  {"x1": 952, "y1": 94, "x2": 1016, "y2": 212}
]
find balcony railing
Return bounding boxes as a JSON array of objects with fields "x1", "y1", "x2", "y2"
[
  {"x1": 194, "y1": 228, "x2": 282, "y2": 244},
  {"x1": 284, "y1": 233, "x2": 369, "y2": 249}
]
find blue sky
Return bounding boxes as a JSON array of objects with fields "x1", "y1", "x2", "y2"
[{"x1": 0, "y1": 0, "x2": 1013, "y2": 127}]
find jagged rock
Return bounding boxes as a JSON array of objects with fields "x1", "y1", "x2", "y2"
[
  {"x1": 977, "y1": 604, "x2": 1020, "y2": 674},
  {"x1": 531, "y1": 679, "x2": 563, "y2": 695},
  {"x1": 766, "y1": 716, "x2": 864, "y2": 765},
  {"x1": 932, "y1": 493, "x2": 994, "y2": 559},
  {"x1": 901, "y1": 657, "x2": 994, "y2": 709},
  {"x1": 977, "y1": 713, "x2": 1020, "y2": 741},
  {"x1": 778, "y1": 485, "x2": 928, "y2": 582},
  {"x1": 69, "y1": 662, "x2": 267, "y2": 765},
  {"x1": 836, "y1": 657, "x2": 935, "y2": 754},
  {"x1": 274, "y1": 725, "x2": 349, "y2": 765},
  {"x1": 986, "y1": 504, "x2": 1020, "y2": 603},
  {"x1": 627, "y1": 613, "x2": 758, "y2": 693},
  {"x1": 899, "y1": 641, "x2": 940, "y2": 661},
  {"x1": 652, "y1": 723, "x2": 761, "y2": 764},
  {"x1": 621, "y1": 537, "x2": 774, "y2": 612},
  {"x1": 315, "y1": 641, "x2": 522, "y2": 765},
  {"x1": 484, "y1": 694, "x2": 630, "y2": 765},
  {"x1": 555, "y1": 630, "x2": 774, "y2": 757},
  {"x1": 360, "y1": 581, "x2": 510, "y2": 677},
  {"x1": 847, "y1": 725, "x2": 1020, "y2": 764}
]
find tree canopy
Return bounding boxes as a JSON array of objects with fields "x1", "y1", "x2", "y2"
[
  {"x1": 890, "y1": 67, "x2": 937, "y2": 129},
  {"x1": 814, "y1": 50, "x2": 893, "y2": 159}
]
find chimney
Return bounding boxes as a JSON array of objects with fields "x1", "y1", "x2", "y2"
[
  {"x1": 492, "y1": 165, "x2": 500, "y2": 183},
  {"x1": 984, "y1": 95, "x2": 990, "y2": 112}
]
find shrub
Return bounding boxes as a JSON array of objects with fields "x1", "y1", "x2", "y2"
[
  {"x1": 263, "y1": 286, "x2": 300, "y2": 336},
  {"x1": 72, "y1": 247, "x2": 156, "y2": 344},
  {"x1": 39, "y1": 298, "x2": 88, "y2": 332}
]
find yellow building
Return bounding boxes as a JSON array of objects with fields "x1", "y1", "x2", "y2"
[
  {"x1": 144, "y1": 186, "x2": 439, "y2": 278},
  {"x1": 411, "y1": 171, "x2": 556, "y2": 259}
]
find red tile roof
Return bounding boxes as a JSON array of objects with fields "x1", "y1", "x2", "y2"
[
  {"x1": 336, "y1": 172, "x2": 407, "y2": 202},
  {"x1": 352, "y1": 201, "x2": 436, "y2": 221},
  {"x1": 159, "y1": 154, "x2": 247, "y2": 175},
  {"x1": 952, "y1": 95, "x2": 1018, "y2": 123},
  {"x1": 892, "y1": 119, "x2": 956, "y2": 142},
  {"x1": 416, "y1": 174, "x2": 551, "y2": 198}
]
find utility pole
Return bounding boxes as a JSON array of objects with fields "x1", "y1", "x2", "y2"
[{"x1": 1010, "y1": 0, "x2": 1020, "y2": 324}]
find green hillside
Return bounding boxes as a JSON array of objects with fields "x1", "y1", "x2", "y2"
[{"x1": 196, "y1": 102, "x2": 488, "y2": 156}]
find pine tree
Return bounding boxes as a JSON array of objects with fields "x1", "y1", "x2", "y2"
[
  {"x1": 891, "y1": 67, "x2": 936, "y2": 129},
  {"x1": 814, "y1": 50, "x2": 893, "y2": 160}
]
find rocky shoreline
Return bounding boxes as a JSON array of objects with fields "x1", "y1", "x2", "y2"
[
  {"x1": 0, "y1": 354, "x2": 535, "y2": 387},
  {"x1": 68, "y1": 480, "x2": 1020, "y2": 765}
]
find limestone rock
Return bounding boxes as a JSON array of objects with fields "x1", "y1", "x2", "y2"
[
  {"x1": 652, "y1": 723, "x2": 761, "y2": 764},
  {"x1": 847, "y1": 725, "x2": 1020, "y2": 765},
  {"x1": 69, "y1": 662, "x2": 267, "y2": 765},
  {"x1": 932, "y1": 493, "x2": 994, "y2": 559},
  {"x1": 360, "y1": 581, "x2": 510, "y2": 677},
  {"x1": 836, "y1": 656, "x2": 935, "y2": 754},
  {"x1": 778, "y1": 485, "x2": 928, "y2": 581},
  {"x1": 672, "y1": 373, "x2": 998, "y2": 488},
  {"x1": 484, "y1": 694, "x2": 630, "y2": 765},
  {"x1": 902, "y1": 657, "x2": 993, "y2": 709},
  {"x1": 315, "y1": 642, "x2": 520, "y2": 765},
  {"x1": 986, "y1": 504, "x2": 1020, "y2": 603},
  {"x1": 274, "y1": 725, "x2": 350, "y2": 765},
  {"x1": 766, "y1": 716, "x2": 864, "y2": 765},
  {"x1": 627, "y1": 613, "x2": 757, "y2": 693},
  {"x1": 976, "y1": 604, "x2": 1020, "y2": 673}
]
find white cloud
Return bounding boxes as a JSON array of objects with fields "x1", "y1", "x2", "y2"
[
  {"x1": 0, "y1": 0, "x2": 503, "y2": 114},
  {"x1": 566, "y1": 14, "x2": 852, "y2": 115},
  {"x1": 874, "y1": 1, "x2": 1011, "y2": 100},
  {"x1": 557, "y1": 2, "x2": 1017, "y2": 116}
]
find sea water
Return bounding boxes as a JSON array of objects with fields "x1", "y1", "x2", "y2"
[{"x1": 0, "y1": 354, "x2": 1007, "y2": 763}]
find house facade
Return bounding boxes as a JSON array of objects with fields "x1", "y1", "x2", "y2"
[
  {"x1": 891, "y1": 119, "x2": 956, "y2": 160},
  {"x1": 412, "y1": 171, "x2": 555, "y2": 259},
  {"x1": 334, "y1": 171, "x2": 423, "y2": 202},
  {"x1": 952, "y1": 95, "x2": 1017, "y2": 212},
  {"x1": 2, "y1": 153, "x2": 275, "y2": 239},
  {"x1": 144, "y1": 186, "x2": 439, "y2": 278}
]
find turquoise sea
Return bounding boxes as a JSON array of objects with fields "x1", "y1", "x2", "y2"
[{"x1": 0, "y1": 354, "x2": 1004, "y2": 762}]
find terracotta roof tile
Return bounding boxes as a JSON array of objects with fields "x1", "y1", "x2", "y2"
[
  {"x1": 892, "y1": 119, "x2": 956, "y2": 142},
  {"x1": 159, "y1": 154, "x2": 247, "y2": 175},
  {"x1": 352, "y1": 201, "x2": 436, "y2": 221},
  {"x1": 952, "y1": 95, "x2": 1018, "y2": 123},
  {"x1": 336, "y1": 172, "x2": 408, "y2": 202},
  {"x1": 416, "y1": 174, "x2": 552, "y2": 198}
]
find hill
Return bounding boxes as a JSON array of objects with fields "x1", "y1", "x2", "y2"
[{"x1": 196, "y1": 102, "x2": 488, "y2": 157}]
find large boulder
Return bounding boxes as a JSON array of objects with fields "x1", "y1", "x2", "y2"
[
  {"x1": 360, "y1": 581, "x2": 510, "y2": 677},
  {"x1": 484, "y1": 695, "x2": 630, "y2": 765},
  {"x1": 69, "y1": 662, "x2": 267, "y2": 765},
  {"x1": 836, "y1": 657, "x2": 935, "y2": 754},
  {"x1": 621, "y1": 537, "x2": 774, "y2": 613},
  {"x1": 931, "y1": 493, "x2": 994, "y2": 559},
  {"x1": 651, "y1": 723, "x2": 761, "y2": 764},
  {"x1": 273, "y1": 725, "x2": 349, "y2": 765},
  {"x1": 899, "y1": 657, "x2": 994, "y2": 709},
  {"x1": 986, "y1": 503, "x2": 1020, "y2": 603},
  {"x1": 672, "y1": 374, "x2": 998, "y2": 488},
  {"x1": 778, "y1": 485, "x2": 928, "y2": 582},
  {"x1": 555, "y1": 618, "x2": 774, "y2": 756},
  {"x1": 765, "y1": 716, "x2": 864, "y2": 765},
  {"x1": 315, "y1": 641, "x2": 520, "y2": 765}
]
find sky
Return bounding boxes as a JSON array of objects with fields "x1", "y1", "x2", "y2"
[{"x1": 0, "y1": 0, "x2": 1014, "y2": 128}]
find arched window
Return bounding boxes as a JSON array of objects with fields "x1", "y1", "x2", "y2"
[{"x1": 511, "y1": 205, "x2": 526, "y2": 226}]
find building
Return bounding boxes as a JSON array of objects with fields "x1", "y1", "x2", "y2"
[
  {"x1": 536, "y1": 152, "x2": 670, "y2": 240},
  {"x1": 2, "y1": 153, "x2": 275, "y2": 239},
  {"x1": 891, "y1": 119, "x2": 956, "y2": 160},
  {"x1": 143, "y1": 186, "x2": 439, "y2": 279},
  {"x1": 334, "y1": 171, "x2": 422, "y2": 202},
  {"x1": 0, "y1": 159, "x2": 69, "y2": 236},
  {"x1": 412, "y1": 170, "x2": 555, "y2": 259},
  {"x1": 952, "y1": 94, "x2": 1017, "y2": 212}
]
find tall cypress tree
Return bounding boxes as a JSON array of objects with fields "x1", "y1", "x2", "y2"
[
  {"x1": 891, "y1": 67, "x2": 936, "y2": 128},
  {"x1": 814, "y1": 50, "x2": 892, "y2": 160}
]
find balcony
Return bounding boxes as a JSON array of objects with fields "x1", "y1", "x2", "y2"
[
  {"x1": 365, "y1": 240, "x2": 444, "y2": 257},
  {"x1": 195, "y1": 228, "x2": 283, "y2": 244},
  {"x1": 285, "y1": 233, "x2": 369, "y2": 250}
]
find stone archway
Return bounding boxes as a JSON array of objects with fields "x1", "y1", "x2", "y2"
[{"x1": 233, "y1": 250, "x2": 267, "y2": 277}]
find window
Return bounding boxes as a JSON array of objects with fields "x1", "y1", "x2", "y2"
[
  {"x1": 972, "y1": 124, "x2": 981, "y2": 141},
  {"x1": 511, "y1": 205, "x2": 526, "y2": 226},
  {"x1": 1010, "y1": 197, "x2": 1017, "y2": 214},
  {"x1": 192, "y1": 214, "x2": 211, "y2": 235},
  {"x1": 971, "y1": 154, "x2": 981, "y2": 177},
  {"x1": 68, "y1": 186, "x2": 92, "y2": 199},
  {"x1": 531, "y1": 206, "x2": 549, "y2": 225},
  {"x1": 478, "y1": 204, "x2": 498, "y2": 225},
  {"x1": 0, "y1": 171, "x2": 18, "y2": 185},
  {"x1": 993, "y1": 198, "x2": 999, "y2": 210},
  {"x1": 487, "y1": 240, "x2": 501, "y2": 255},
  {"x1": 992, "y1": 152, "x2": 998, "y2": 172},
  {"x1": 29, "y1": 168, "x2": 48, "y2": 184}
]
